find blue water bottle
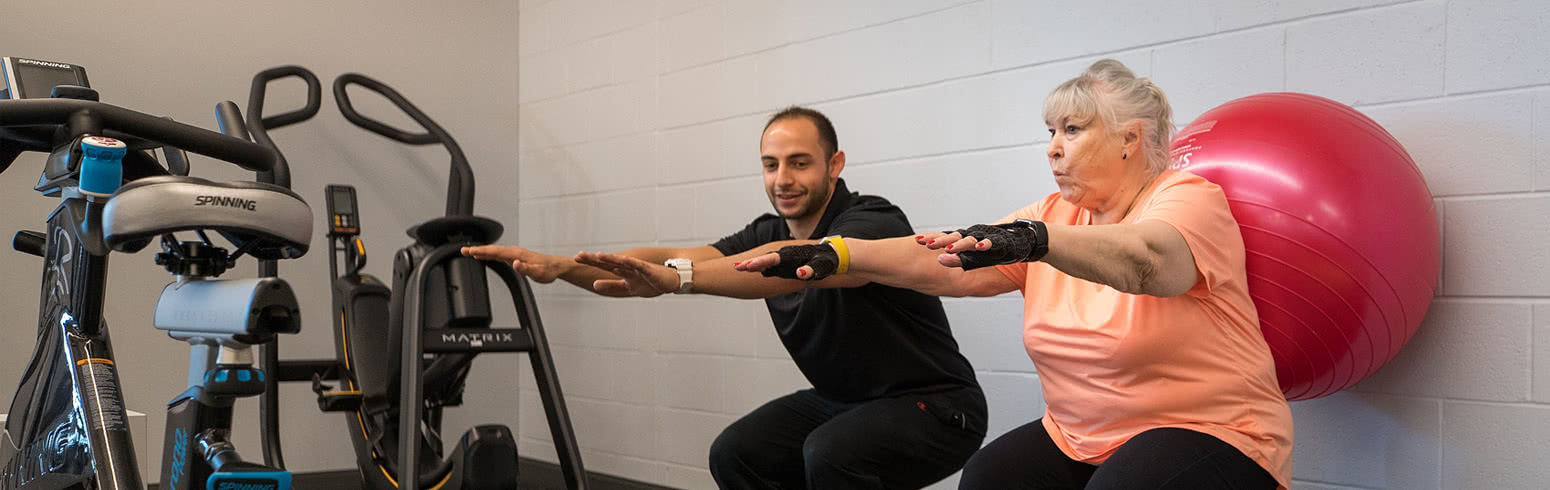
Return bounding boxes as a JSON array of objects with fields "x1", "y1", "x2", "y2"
[{"x1": 78, "y1": 135, "x2": 127, "y2": 197}]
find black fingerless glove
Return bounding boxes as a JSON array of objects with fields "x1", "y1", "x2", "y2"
[
  {"x1": 760, "y1": 244, "x2": 839, "y2": 280},
  {"x1": 950, "y1": 219, "x2": 1049, "y2": 270}
]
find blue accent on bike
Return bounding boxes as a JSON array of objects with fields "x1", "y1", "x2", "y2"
[
  {"x1": 170, "y1": 428, "x2": 189, "y2": 486},
  {"x1": 207, "y1": 471, "x2": 291, "y2": 490},
  {"x1": 78, "y1": 137, "x2": 126, "y2": 195},
  {"x1": 215, "y1": 370, "x2": 229, "y2": 383},
  {"x1": 237, "y1": 370, "x2": 251, "y2": 382},
  {"x1": 257, "y1": 370, "x2": 265, "y2": 381}
]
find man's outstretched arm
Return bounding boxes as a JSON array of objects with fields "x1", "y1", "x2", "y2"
[
  {"x1": 574, "y1": 239, "x2": 868, "y2": 300},
  {"x1": 463, "y1": 244, "x2": 725, "y2": 297}
]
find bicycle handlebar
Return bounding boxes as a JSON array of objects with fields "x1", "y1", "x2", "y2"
[
  {"x1": 0, "y1": 98, "x2": 277, "y2": 173},
  {"x1": 216, "y1": 101, "x2": 252, "y2": 141}
]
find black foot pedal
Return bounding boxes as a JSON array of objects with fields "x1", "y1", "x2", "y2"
[{"x1": 459, "y1": 425, "x2": 518, "y2": 490}]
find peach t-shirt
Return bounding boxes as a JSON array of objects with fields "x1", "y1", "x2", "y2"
[{"x1": 994, "y1": 170, "x2": 1293, "y2": 488}]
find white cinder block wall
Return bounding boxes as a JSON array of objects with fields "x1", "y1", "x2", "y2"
[{"x1": 507, "y1": 1, "x2": 1550, "y2": 489}]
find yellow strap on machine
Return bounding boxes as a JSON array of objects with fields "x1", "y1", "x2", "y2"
[{"x1": 821, "y1": 235, "x2": 850, "y2": 275}]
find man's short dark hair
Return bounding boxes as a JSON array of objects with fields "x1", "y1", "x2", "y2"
[{"x1": 763, "y1": 106, "x2": 838, "y2": 161}]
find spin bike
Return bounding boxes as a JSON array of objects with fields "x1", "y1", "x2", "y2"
[
  {"x1": 0, "y1": 57, "x2": 316, "y2": 490},
  {"x1": 263, "y1": 73, "x2": 587, "y2": 489}
]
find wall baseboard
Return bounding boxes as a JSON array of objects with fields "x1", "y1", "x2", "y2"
[{"x1": 148, "y1": 457, "x2": 678, "y2": 489}]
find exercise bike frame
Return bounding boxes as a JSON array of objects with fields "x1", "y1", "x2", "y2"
[
  {"x1": 4, "y1": 197, "x2": 139, "y2": 490},
  {"x1": 0, "y1": 98, "x2": 281, "y2": 490}
]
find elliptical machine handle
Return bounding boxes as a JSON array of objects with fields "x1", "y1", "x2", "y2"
[
  {"x1": 332, "y1": 73, "x2": 443, "y2": 145},
  {"x1": 333, "y1": 73, "x2": 475, "y2": 216},
  {"x1": 249, "y1": 66, "x2": 322, "y2": 130},
  {"x1": 246, "y1": 65, "x2": 322, "y2": 189}
]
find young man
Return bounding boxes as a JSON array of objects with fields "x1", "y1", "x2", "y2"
[{"x1": 465, "y1": 107, "x2": 984, "y2": 489}]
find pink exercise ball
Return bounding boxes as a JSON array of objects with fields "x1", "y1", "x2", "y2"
[{"x1": 1170, "y1": 93, "x2": 1440, "y2": 400}]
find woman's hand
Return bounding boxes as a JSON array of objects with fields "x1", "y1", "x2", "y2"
[
  {"x1": 916, "y1": 231, "x2": 989, "y2": 268},
  {"x1": 919, "y1": 220, "x2": 1048, "y2": 270}
]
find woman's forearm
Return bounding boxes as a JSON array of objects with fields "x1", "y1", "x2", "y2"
[{"x1": 844, "y1": 236, "x2": 972, "y2": 296}]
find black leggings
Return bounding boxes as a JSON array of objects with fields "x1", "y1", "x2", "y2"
[{"x1": 959, "y1": 419, "x2": 1277, "y2": 490}]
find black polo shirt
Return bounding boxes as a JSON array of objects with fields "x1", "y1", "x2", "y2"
[{"x1": 712, "y1": 179, "x2": 980, "y2": 402}]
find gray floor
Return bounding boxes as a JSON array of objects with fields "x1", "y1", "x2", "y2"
[{"x1": 149, "y1": 458, "x2": 677, "y2": 490}]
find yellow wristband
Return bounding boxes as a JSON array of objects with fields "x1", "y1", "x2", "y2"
[{"x1": 821, "y1": 235, "x2": 850, "y2": 275}]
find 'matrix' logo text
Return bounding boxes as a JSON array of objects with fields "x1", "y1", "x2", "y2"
[
  {"x1": 442, "y1": 332, "x2": 515, "y2": 348},
  {"x1": 195, "y1": 195, "x2": 257, "y2": 211}
]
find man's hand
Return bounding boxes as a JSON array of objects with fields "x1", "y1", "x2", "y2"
[
  {"x1": 730, "y1": 244, "x2": 837, "y2": 280},
  {"x1": 572, "y1": 252, "x2": 679, "y2": 298},
  {"x1": 462, "y1": 245, "x2": 572, "y2": 283}
]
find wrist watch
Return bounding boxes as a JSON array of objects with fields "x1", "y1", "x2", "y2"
[{"x1": 664, "y1": 258, "x2": 693, "y2": 294}]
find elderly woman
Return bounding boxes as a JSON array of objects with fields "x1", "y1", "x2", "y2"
[{"x1": 577, "y1": 59, "x2": 1291, "y2": 489}]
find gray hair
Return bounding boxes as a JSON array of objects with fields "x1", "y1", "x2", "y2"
[{"x1": 1043, "y1": 59, "x2": 1176, "y2": 175}]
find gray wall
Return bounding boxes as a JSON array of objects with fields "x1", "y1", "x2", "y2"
[
  {"x1": 515, "y1": 0, "x2": 1550, "y2": 489},
  {"x1": 0, "y1": 1, "x2": 519, "y2": 482}
]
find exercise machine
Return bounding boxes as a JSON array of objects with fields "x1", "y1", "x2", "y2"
[
  {"x1": 0, "y1": 57, "x2": 315, "y2": 490},
  {"x1": 262, "y1": 73, "x2": 586, "y2": 489}
]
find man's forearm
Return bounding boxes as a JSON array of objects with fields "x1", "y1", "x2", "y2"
[
  {"x1": 691, "y1": 240, "x2": 866, "y2": 299},
  {"x1": 690, "y1": 237, "x2": 947, "y2": 298}
]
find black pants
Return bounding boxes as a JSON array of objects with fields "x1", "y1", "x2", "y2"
[
  {"x1": 709, "y1": 387, "x2": 986, "y2": 489},
  {"x1": 959, "y1": 419, "x2": 1277, "y2": 490}
]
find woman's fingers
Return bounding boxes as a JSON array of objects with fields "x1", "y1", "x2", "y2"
[
  {"x1": 795, "y1": 265, "x2": 815, "y2": 280},
  {"x1": 923, "y1": 232, "x2": 962, "y2": 250},
  {"x1": 733, "y1": 253, "x2": 782, "y2": 272},
  {"x1": 916, "y1": 231, "x2": 950, "y2": 245},
  {"x1": 940, "y1": 235, "x2": 976, "y2": 254}
]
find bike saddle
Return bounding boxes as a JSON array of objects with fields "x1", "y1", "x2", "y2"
[{"x1": 102, "y1": 175, "x2": 312, "y2": 259}]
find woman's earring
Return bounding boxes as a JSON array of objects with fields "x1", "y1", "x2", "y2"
[{"x1": 1122, "y1": 153, "x2": 1128, "y2": 160}]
